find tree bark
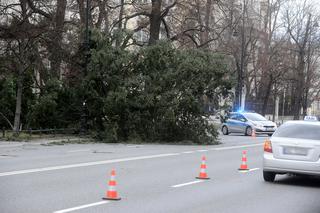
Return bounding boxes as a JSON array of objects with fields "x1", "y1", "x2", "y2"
[
  {"x1": 13, "y1": 65, "x2": 23, "y2": 133},
  {"x1": 149, "y1": 0, "x2": 162, "y2": 45},
  {"x1": 48, "y1": 0, "x2": 67, "y2": 78},
  {"x1": 116, "y1": 0, "x2": 125, "y2": 47}
]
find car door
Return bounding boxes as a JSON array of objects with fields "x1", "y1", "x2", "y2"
[
  {"x1": 226, "y1": 114, "x2": 238, "y2": 133},
  {"x1": 237, "y1": 114, "x2": 248, "y2": 133},
  {"x1": 228, "y1": 114, "x2": 242, "y2": 133}
]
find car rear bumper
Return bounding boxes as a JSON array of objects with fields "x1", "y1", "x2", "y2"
[{"x1": 263, "y1": 153, "x2": 320, "y2": 175}]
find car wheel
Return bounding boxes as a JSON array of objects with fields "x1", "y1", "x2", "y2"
[
  {"x1": 263, "y1": 171, "x2": 276, "y2": 182},
  {"x1": 245, "y1": 126, "x2": 252, "y2": 136},
  {"x1": 222, "y1": 126, "x2": 229, "y2": 135},
  {"x1": 268, "y1": 133, "x2": 273, "y2": 137}
]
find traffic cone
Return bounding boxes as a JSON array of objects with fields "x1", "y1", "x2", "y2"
[
  {"x1": 103, "y1": 169, "x2": 121, "y2": 200},
  {"x1": 251, "y1": 129, "x2": 256, "y2": 138},
  {"x1": 238, "y1": 150, "x2": 249, "y2": 171},
  {"x1": 196, "y1": 156, "x2": 210, "y2": 179}
]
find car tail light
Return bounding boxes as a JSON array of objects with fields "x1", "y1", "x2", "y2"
[{"x1": 264, "y1": 139, "x2": 272, "y2": 153}]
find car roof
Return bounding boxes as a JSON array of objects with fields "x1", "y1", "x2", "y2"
[{"x1": 284, "y1": 120, "x2": 320, "y2": 126}]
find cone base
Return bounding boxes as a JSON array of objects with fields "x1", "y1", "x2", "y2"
[
  {"x1": 103, "y1": 197, "x2": 121, "y2": 201},
  {"x1": 196, "y1": 177, "x2": 210, "y2": 180}
]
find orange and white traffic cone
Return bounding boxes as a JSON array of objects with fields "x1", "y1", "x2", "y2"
[
  {"x1": 238, "y1": 150, "x2": 249, "y2": 171},
  {"x1": 251, "y1": 129, "x2": 256, "y2": 138},
  {"x1": 196, "y1": 156, "x2": 210, "y2": 179},
  {"x1": 103, "y1": 169, "x2": 121, "y2": 200}
]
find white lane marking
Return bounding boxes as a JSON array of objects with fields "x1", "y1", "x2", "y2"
[
  {"x1": 182, "y1": 151, "x2": 195, "y2": 154},
  {"x1": 53, "y1": 201, "x2": 109, "y2": 213},
  {"x1": 249, "y1": 168, "x2": 260, "y2": 172},
  {"x1": 239, "y1": 168, "x2": 260, "y2": 173},
  {"x1": 67, "y1": 149, "x2": 90, "y2": 153},
  {"x1": 211, "y1": 143, "x2": 262, "y2": 151},
  {"x1": 172, "y1": 180, "x2": 205, "y2": 188},
  {"x1": 0, "y1": 153, "x2": 180, "y2": 177},
  {"x1": 197, "y1": 150, "x2": 208, "y2": 152}
]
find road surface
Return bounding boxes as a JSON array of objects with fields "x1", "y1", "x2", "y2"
[{"x1": 0, "y1": 134, "x2": 319, "y2": 213}]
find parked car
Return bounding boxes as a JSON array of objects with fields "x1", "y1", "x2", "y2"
[
  {"x1": 221, "y1": 112, "x2": 277, "y2": 136},
  {"x1": 304, "y1": 115, "x2": 320, "y2": 121},
  {"x1": 263, "y1": 121, "x2": 320, "y2": 182}
]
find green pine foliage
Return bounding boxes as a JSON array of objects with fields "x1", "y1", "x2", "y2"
[{"x1": 83, "y1": 37, "x2": 233, "y2": 144}]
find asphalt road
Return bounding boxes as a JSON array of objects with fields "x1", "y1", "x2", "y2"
[{"x1": 0, "y1": 134, "x2": 319, "y2": 213}]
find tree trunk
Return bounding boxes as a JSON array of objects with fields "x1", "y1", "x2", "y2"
[
  {"x1": 292, "y1": 53, "x2": 305, "y2": 120},
  {"x1": 49, "y1": 0, "x2": 67, "y2": 78},
  {"x1": 203, "y1": 0, "x2": 212, "y2": 47},
  {"x1": 149, "y1": 0, "x2": 162, "y2": 45},
  {"x1": 261, "y1": 75, "x2": 273, "y2": 116},
  {"x1": 116, "y1": 0, "x2": 125, "y2": 47},
  {"x1": 13, "y1": 66, "x2": 23, "y2": 133}
]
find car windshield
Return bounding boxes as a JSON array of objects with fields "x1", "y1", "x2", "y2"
[
  {"x1": 273, "y1": 123, "x2": 320, "y2": 140},
  {"x1": 243, "y1": 113, "x2": 267, "y2": 121}
]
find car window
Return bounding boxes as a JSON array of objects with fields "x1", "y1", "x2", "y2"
[
  {"x1": 238, "y1": 115, "x2": 246, "y2": 122},
  {"x1": 229, "y1": 114, "x2": 238, "y2": 120},
  {"x1": 273, "y1": 123, "x2": 320, "y2": 140},
  {"x1": 243, "y1": 113, "x2": 267, "y2": 121}
]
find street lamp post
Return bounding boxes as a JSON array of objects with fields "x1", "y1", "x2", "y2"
[
  {"x1": 239, "y1": 0, "x2": 246, "y2": 112},
  {"x1": 234, "y1": 0, "x2": 246, "y2": 112}
]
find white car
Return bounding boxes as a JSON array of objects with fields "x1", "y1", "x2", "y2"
[{"x1": 263, "y1": 121, "x2": 320, "y2": 182}]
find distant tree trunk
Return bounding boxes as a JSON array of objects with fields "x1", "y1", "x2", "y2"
[
  {"x1": 288, "y1": 13, "x2": 312, "y2": 120},
  {"x1": 48, "y1": 0, "x2": 67, "y2": 78},
  {"x1": 203, "y1": 0, "x2": 212, "y2": 48},
  {"x1": 302, "y1": 41, "x2": 312, "y2": 117},
  {"x1": 149, "y1": 0, "x2": 162, "y2": 45},
  {"x1": 261, "y1": 75, "x2": 273, "y2": 116},
  {"x1": 13, "y1": 66, "x2": 23, "y2": 133},
  {"x1": 293, "y1": 53, "x2": 305, "y2": 120},
  {"x1": 116, "y1": 0, "x2": 125, "y2": 47},
  {"x1": 77, "y1": 0, "x2": 86, "y2": 28}
]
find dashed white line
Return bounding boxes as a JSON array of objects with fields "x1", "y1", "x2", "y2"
[
  {"x1": 211, "y1": 143, "x2": 262, "y2": 151},
  {"x1": 182, "y1": 151, "x2": 195, "y2": 154},
  {"x1": 239, "y1": 168, "x2": 260, "y2": 173},
  {"x1": 172, "y1": 180, "x2": 205, "y2": 188},
  {"x1": 249, "y1": 168, "x2": 260, "y2": 172},
  {"x1": 197, "y1": 150, "x2": 208, "y2": 152},
  {"x1": 53, "y1": 201, "x2": 109, "y2": 213}
]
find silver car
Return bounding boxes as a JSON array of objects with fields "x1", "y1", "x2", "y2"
[
  {"x1": 221, "y1": 112, "x2": 277, "y2": 136},
  {"x1": 263, "y1": 121, "x2": 320, "y2": 182}
]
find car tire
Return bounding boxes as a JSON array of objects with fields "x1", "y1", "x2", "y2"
[
  {"x1": 245, "y1": 126, "x2": 252, "y2": 136},
  {"x1": 268, "y1": 133, "x2": 273, "y2": 137},
  {"x1": 222, "y1": 126, "x2": 229, "y2": 135},
  {"x1": 263, "y1": 171, "x2": 276, "y2": 182}
]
